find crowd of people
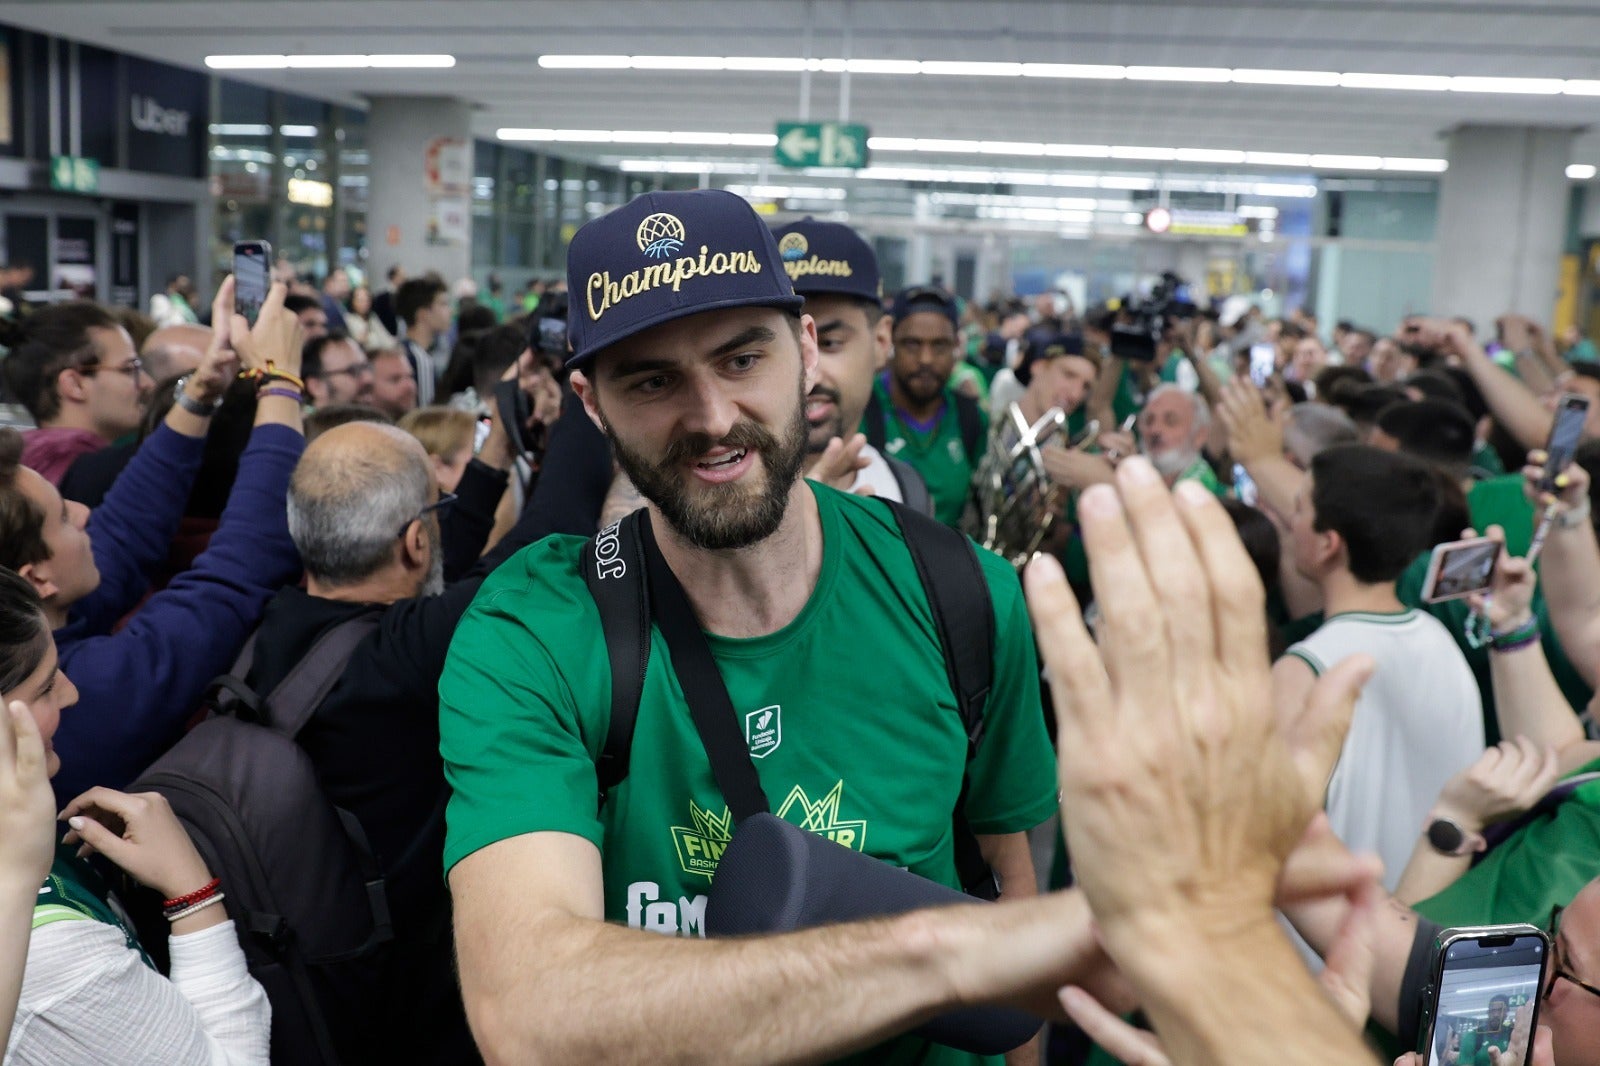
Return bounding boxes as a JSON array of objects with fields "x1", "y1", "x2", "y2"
[{"x1": 0, "y1": 184, "x2": 1593, "y2": 1066}]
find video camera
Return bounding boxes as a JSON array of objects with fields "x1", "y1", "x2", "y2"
[{"x1": 1108, "y1": 271, "x2": 1199, "y2": 363}]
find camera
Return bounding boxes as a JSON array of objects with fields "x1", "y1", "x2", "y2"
[{"x1": 1108, "y1": 272, "x2": 1199, "y2": 363}]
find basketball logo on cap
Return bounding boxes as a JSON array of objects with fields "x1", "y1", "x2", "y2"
[
  {"x1": 778, "y1": 232, "x2": 809, "y2": 262},
  {"x1": 636, "y1": 213, "x2": 686, "y2": 259}
]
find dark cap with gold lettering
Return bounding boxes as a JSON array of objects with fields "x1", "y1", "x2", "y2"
[
  {"x1": 565, "y1": 189, "x2": 803, "y2": 369},
  {"x1": 770, "y1": 218, "x2": 881, "y2": 305}
]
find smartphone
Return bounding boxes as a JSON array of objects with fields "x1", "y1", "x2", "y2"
[
  {"x1": 1540, "y1": 393, "x2": 1590, "y2": 492},
  {"x1": 1419, "y1": 925, "x2": 1549, "y2": 1066},
  {"x1": 1249, "y1": 343, "x2": 1277, "y2": 387},
  {"x1": 232, "y1": 240, "x2": 272, "y2": 327},
  {"x1": 1421, "y1": 536, "x2": 1500, "y2": 604}
]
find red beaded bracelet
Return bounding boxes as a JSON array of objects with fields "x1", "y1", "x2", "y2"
[{"x1": 162, "y1": 878, "x2": 221, "y2": 914}]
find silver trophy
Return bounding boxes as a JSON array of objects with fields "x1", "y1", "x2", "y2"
[{"x1": 964, "y1": 403, "x2": 1093, "y2": 569}]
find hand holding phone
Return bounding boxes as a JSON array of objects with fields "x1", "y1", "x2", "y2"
[
  {"x1": 1538, "y1": 394, "x2": 1589, "y2": 494},
  {"x1": 1421, "y1": 537, "x2": 1499, "y2": 604},
  {"x1": 232, "y1": 240, "x2": 272, "y2": 327},
  {"x1": 1248, "y1": 343, "x2": 1277, "y2": 388},
  {"x1": 1420, "y1": 926, "x2": 1549, "y2": 1066}
]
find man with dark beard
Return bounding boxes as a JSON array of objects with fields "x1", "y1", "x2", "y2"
[
  {"x1": 863, "y1": 285, "x2": 988, "y2": 525},
  {"x1": 772, "y1": 217, "x2": 932, "y2": 511},
  {"x1": 439, "y1": 189, "x2": 1060, "y2": 1066}
]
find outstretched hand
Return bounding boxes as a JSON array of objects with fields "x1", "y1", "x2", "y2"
[
  {"x1": 0, "y1": 702, "x2": 56, "y2": 891},
  {"x1": 1024, "y1": 458, "x2": 1374, "y2": 953}
]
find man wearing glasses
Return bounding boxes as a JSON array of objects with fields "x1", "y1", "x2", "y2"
[
  {"x1": 302, "y1": 332, "x2": 377, "y2": 409},
  {"x1": 862, "y1": 285, "x2": 987, "y2": 526},
  {"x1": 0, "y1": 302, "x2": 152, "y2": 485}
]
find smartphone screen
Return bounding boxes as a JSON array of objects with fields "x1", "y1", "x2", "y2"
[
  {"x1": 1422, "y1": 537, "x2": 1499, "y2": 604},
  {"x1": 1542, "y1": 393, "x2": 1590, "y2": 491},
  {"x1": 1232, "y1": 464, "x2": 1258, "y2": 506},
  {"x1": 1249, "y1": 343, "x2": 1277, "y2": 387},
  {"x1": 1424, "y1": 928, "x2": 1549, "y2": 1066},
  {"x1": 233, "y1": 240, "x2": 272, "y2": 327}
]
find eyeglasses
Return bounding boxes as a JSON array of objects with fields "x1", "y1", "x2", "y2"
[
  {"x1": 1547, "y1": 905, "x2": 1600, "y2": 1002},
  {"x1": 396, "y1": 492, "x2": 456, "y2": 539},
  {"x1": 320, "y1": 362, "x2": 373, "y2": 380},
  {"x1": 78, "y1": 358, "x2": 145, "y2": 380}
]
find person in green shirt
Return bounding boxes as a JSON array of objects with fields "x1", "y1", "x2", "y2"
[
  {"x1": 440, "y1": 189, "x2": 1071, "y2": 1066},
  {"x1": 862, "y1": 286, "x2": 988, "y2": 526},
  {"x1": 1454, "y1": 996, "x2": 1514, "y2": 1066}
]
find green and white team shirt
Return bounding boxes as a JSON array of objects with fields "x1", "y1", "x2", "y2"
[
  {"x1": 441, "y1": 483, "x2": 1056, "y2": 1066},
  {"x1": 865, "y1": 379, "x2": 986, "y2": 527}
]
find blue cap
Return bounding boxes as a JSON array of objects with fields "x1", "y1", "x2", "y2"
[
  {"x1": 890, "y1": 284, "x2": 960, "y2": 329},
  {"x1": 770, "y1": 218, "x2": 882, "y2": 305},
  {"x1": 565, "y1": 189, "x2": 804, "y2": 368}
]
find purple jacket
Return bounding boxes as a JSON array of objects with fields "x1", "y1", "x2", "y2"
[{"x1": 52, "y1": 422, "x2": 305, "y2": 802}]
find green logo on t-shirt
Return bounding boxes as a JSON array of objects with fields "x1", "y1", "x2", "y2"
[
  {"x1": 777, "y1": 780, "x2": 867, "y2": 852},
  {"x1": 671, "y1": 800, "x2": 734, "y2": 881}
]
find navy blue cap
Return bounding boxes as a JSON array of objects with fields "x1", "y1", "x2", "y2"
[
  {"x1": 1016, "y1": 332, "x2": 1086, "y2": 387},
  {"x1": 565, "y1": 189, "x2": 804, "y2": 368},
  {"x1": 770, "y1": 218, "x2": 882, "y2": 304},
  {"x1": 890, "y1": 285, "x2": 960, "y2": 329}
]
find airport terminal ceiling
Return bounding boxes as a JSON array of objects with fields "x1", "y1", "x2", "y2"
[{"x1": 8, "y1": 0, "x2": 1600, "y2": 168}]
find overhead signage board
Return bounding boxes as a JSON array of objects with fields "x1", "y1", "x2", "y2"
[{"x1": 774, "y1": 122, "x2": 870, "y2": 169}]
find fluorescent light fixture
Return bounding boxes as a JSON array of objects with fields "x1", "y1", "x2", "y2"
[
  {"x1": 1237, "y1": 205, "x2": 1280, "y2": 219},
  {"x1": 1176, "y1": 148, "x2": 1248, "y2": 164},
  {"x1": 279, "y1": 125, "x2": 320, "y2": 138},
  {"x1": 1126, "y1": 65, "x2": 1232, "y2": 83},
  {"x1": 1110, "y1": 145, "x2": 1178, "y2": 161},
  {"x1": 1231, "y1": 68, "x2": 1341, "y2": 87},
  {"x1": 977, "y1": 141, "x2": 1046, "y2": 155},
  {"x1": 1568, "y1": 164, "x2": 1597, "y2": 180},
  {"x1": 1564, "y1": 80, "x2": 1600, "y2": 96},
  {"x1": 1245, "y1": 152, "x2": 1312, "y2": 167},
  {"x1": 1382, "y1": 157, "x2": 1450, "y2": 172},
  {"x1": 205, "y1": 53, "x2": 453, "y2": 69},
  {"x1": 724, "y1": 57, "x2": 808, "y2": 72},
  {"x1": 1121, "y1": 212, "x2": 1147, "y2": 225},
  {"x1": 1021, "y1": 63, "x2": 1126, "y2": 79},
  {"x1": 920, "y1": 61, "x2": 1023, "y2": 77},
  {"x1": 845, "y1": 59, "x2": 921, "y2": 75},
  {"x1": 1311, "y1": 154, "x2": 1384, "y2": 170},
  {"x1": 631, "y1": 55, "x2": 727, "y2": 70},
  {"x1": 1450, "y1": 76, "x2": 1563, "y2": 95},
  {"x1": 1338, "y1": 72, "x2": 1451, "y2": 91},
  {"x1": 538, "y1": 54, "x2": 631, "y2": 69},
  {"x1": 209, "y1": 123, "x2": 272, "y2": 136}
]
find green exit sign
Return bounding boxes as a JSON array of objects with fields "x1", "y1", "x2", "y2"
[
  {"x1": 774, "y1": 122, "x2": 870, "y2": 169},
  {"x1": 50, "y1": 155, "x2": 100, "y2": 194}
]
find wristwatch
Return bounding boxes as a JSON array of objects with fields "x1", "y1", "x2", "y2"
[
  {"x1": 1425, "y1": 816, "x2": 1472, "y2": 857},
  {"x1": 173, "y1": 375, "x2": 223, "y2": 416}
]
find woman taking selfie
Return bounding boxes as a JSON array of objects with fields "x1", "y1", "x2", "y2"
[{"x1": 0, "y1": 566, "x2": 268, "y2": 1064}]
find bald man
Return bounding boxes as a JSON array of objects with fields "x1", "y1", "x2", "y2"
[
  {"x1": 232, "y1": 392, "x2": 547, "y2": 1064},
  {"x1": 141, "y1": 323, "x2": 213, "y2": 385}
]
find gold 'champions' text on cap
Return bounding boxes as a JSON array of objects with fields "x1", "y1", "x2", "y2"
[
  {"x1": 587, "y1": 211, "x2": 769, "y2": 322},
  {"x1": 777, "y1": 231, "x2": 855, "y2": 282}
]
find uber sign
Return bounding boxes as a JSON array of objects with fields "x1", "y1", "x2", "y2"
[
  {"x1": 130, "y1": 96, "x2": 192, "y2": 137},
  {"x1": 123, "y1": 57, "x2": 207, "y2": 178}
]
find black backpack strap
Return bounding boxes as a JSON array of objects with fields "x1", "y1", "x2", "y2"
[
  {"x1": 637, "y1": 512, "x2": 771, "y2": 822},
  {"x1": 954, "y1": 392, "x2": 985, "y2": 468},
  {"x1": 886, "y1": 455, "x2": 933, "y2": 516},
  {"x1": 862, "y1": 395, "x2": 888, "y2": 452},
  {"x1": 262, "y1": 612, "x2": 383, "y2": 738},
  {"x1": 887, "y1": 500, "x2": 998, "y2": 899},
  {"x1": 585, "y1": 511, "x2": 652, "y2": 798}
]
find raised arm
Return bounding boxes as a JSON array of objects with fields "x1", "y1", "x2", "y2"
[
  {"x1": 1406, "y1": 317, "x2": 1553, "y2": 451},
  {"x1": 1528, "y1": 458, "x2": 1600, "y2": 686}
]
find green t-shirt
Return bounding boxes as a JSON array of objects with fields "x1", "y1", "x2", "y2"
[
  {"x1": 866, "y1": 380, "x2": 988, "y2": 527},
  {"x1": 440, "y1": 485, "x2": 1057, "y2": 1066},
  {"x1": 1395, "y1": 475, "x2": 1593, "y2": 744},
  {"x1": 1458, "y1": 1025, "x2": 1513, "y2": 1066}
]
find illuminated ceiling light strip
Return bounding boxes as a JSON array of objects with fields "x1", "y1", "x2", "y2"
[
  {"x1": 509, "y1": 128, "x2": 1446, "y2": 173},
  {"x1": 1568, "y1": 164, "x2": 1597, "y2": 180},
  {"x1": 205, "y1": 53, "x2": 453, "y2": 69},
  {"x1": 530, "y1": 54, "x2": 1600, "y2": 100}
]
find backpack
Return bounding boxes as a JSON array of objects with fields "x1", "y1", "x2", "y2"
[
  {"x1": 885, "y1": 455, "x2": 934, "y2": 516},
  {"x1": 863, "y1": 389, "x2": 985, "y2": 468},
  {"x1": 583, "y1": 499, "x2": 1000, "y2": 898},
  {"x1": 128, "y1": 612, "x2": 416, "y2": 1066}
]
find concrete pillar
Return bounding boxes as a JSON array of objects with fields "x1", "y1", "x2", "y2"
[
  {"x1": 365, "y1": 96, "x2": 475, "y2": 286},
  {"x1": 1432, "y1": 124, "x2": 1576, "y2": 322}
]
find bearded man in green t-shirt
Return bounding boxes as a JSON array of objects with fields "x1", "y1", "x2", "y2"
[{"x1": 439, "y1": 189, "x2": 1082, "y2": 1066}]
